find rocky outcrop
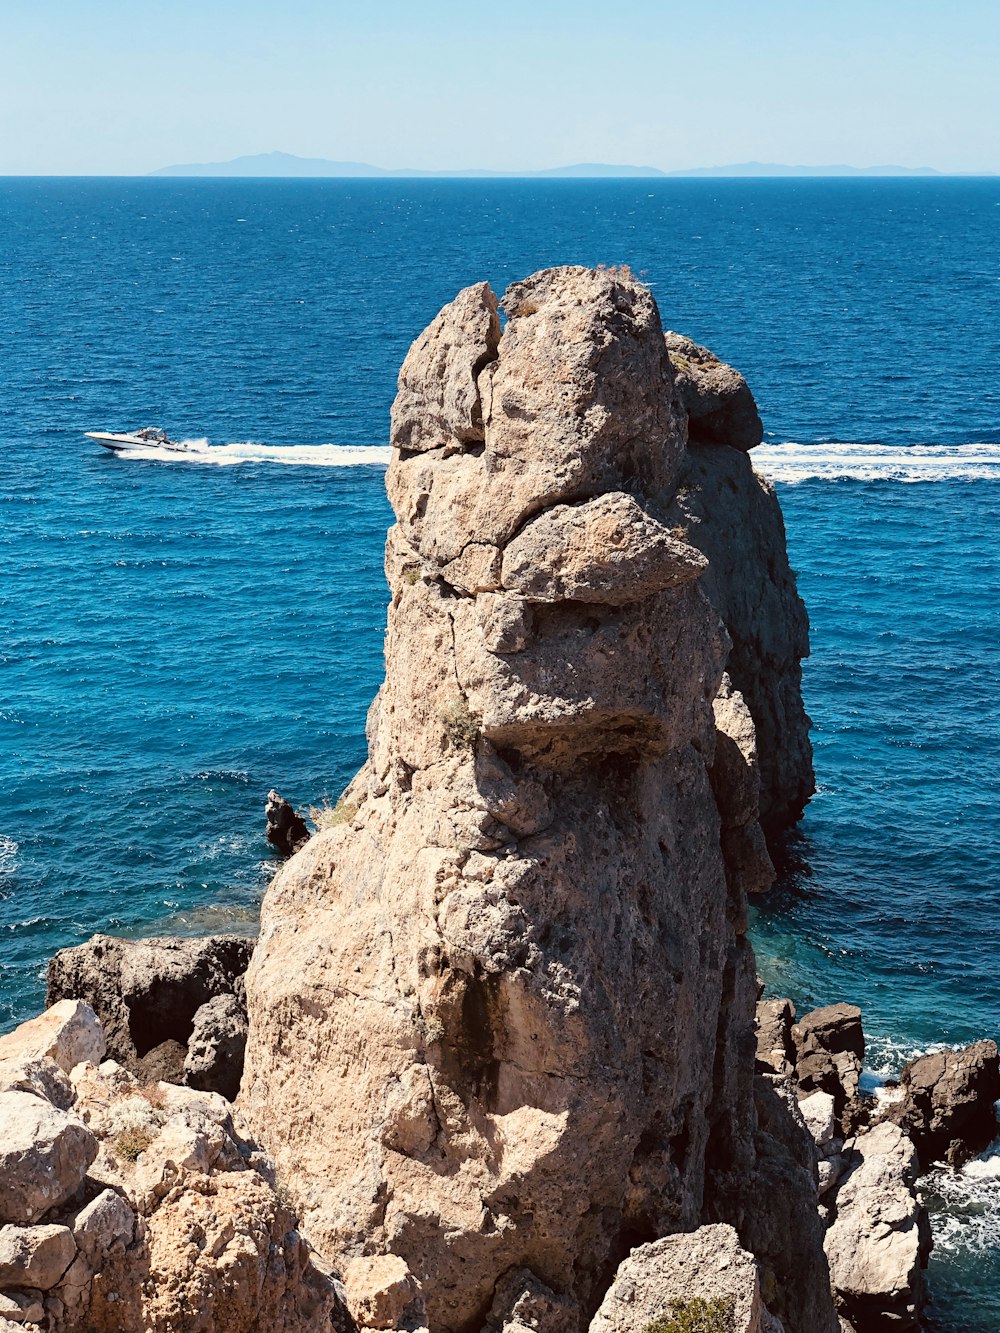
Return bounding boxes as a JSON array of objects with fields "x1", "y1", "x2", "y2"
[
  {"x1": 672, "y1": 446, "x2": 813, "y2": 834},
  {"x1": 183, "y1": 993, "x2": 249, "y2": 1101},
  {"x1": 793, "y1": 1004, "x2": 864, "y2": 1119},
  {"x1": 664, "y1": 332, "x2": 764, "y2": 452},
  {"x1": 266, "y1": 789, "x2": 312, "y2": 857},
  {"x1": 589, "y1": 1224, "x2": 780, "y2": 1333},
  {"x1": 241, "y1": 267, "x2": 827, "y2": 1332},
  {"x1": 883, "y1": 1040, "x2": 1000, "y2": 1168},
  {"x1": 0, "y1": 1004, "x2": 350, "y2": 1333},
  {"x1": 824, "y1": 1123, "x2": 931, "y2": 1332},
  {"x1": 46, "y1": 933, "x2": 252, "y2": 1087}
]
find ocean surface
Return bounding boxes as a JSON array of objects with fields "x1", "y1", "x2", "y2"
[{"x1": 1, "y1": 177, "x2": 998, "y2": 1328}]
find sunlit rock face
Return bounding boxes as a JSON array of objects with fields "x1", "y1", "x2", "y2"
[{"x1": 240, "y1": 266, "x2": 824, "y2": 1332}]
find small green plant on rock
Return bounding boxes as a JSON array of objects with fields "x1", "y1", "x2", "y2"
[
  {"x1": 441, "y1": 697, "x2": 480, "y2": 751},
  {"x1": 644, "y1": 1296, "x2": 734, "y2": 1333},
  {"x1": 309, "y1": 796, "x2": 358, "y2": 830},
  {"x1": 114, "y1": 1123, "x2": 156, "y2": 1162}
]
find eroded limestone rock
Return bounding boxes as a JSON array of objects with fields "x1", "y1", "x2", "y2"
[
  {"x1": 46, "y1": 933, "x2": 253, "y2": 1078},
  {"x1": 241, "y1": 267, "x2": 825, "y2": 1332},
  {"x1": 588, "y1": 1224, "x2": 777, "y2": 1333},
  {"x1": 824, "y1": 1122, "x2": 930, "y2": 1331},
  {"x1": 883, "y1": 1040, "x2": 1000, "y2": 1168},
  {"x1": 664, "y1": 332, "x2": 764, "y2": 452}
]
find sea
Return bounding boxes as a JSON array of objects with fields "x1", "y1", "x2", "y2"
[{"x1": 1, "y1": 177, "x2": 997, "y2": 1328}]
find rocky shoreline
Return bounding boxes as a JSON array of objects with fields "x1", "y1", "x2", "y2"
[{"x1": 1, "y1": 266, "x2": 997, "y2": 1332}]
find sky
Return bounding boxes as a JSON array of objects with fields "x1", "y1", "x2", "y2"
[{"x1": 1, "y1": 0, "x2": 998, "y2": 175}]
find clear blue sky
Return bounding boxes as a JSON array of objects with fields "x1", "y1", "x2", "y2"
[{"x1": 2, "y1": 0, "x2": 997, "y2": 174}]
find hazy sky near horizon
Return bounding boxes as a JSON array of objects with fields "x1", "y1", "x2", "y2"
[{"x1": 1, "y1": 0, "x2": 998, "y2": 175}]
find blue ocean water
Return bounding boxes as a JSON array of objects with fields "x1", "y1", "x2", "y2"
[{"x1": 1, "y1": 178, "x2": 998, "y2": 1328}]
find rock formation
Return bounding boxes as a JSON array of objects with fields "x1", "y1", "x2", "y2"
[
  {"x1": 883, "y1": 1040, "x2": 1000, "y2": 1168},
  {"x1": 241, "y1": 267, "x2": 830, "y2": 1331},
  {"x1": 0, "y1": 1002, "x2": 349, "y2": 1333},
  {"x1": 47, "y1": 933, "x2": 252, "y2": 1093},
  {"x1": 590, "y1": 1224, "x2": 781, "y2": 1333},
  {"x1": 266, "y1": 789, "x2": 312, "y2": 857}
]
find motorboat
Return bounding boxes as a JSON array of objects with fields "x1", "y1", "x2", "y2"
[{"x1": 85, "y1": 426, "x2": 194, "y2": 455}]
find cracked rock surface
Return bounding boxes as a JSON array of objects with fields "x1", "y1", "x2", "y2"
[{"x1": 241, "y1": 266, "x2": 823, "y2": 1332}]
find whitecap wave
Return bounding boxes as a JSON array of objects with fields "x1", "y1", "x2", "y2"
[
  {"x1": 924, "y1": 1140, "x2": 1000, "y2": 1256},
  {"x1": 0, "y1": 835, "x2": 17, "y2": 879},
  {"x1": 116, "y1": 440, "x2": 393, "y2": 468},
  {"x1": 752, "y1": 441, "x2": 1000, "y2": 484}
]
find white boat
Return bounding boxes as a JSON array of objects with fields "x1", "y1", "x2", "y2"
[{"x1": 85, "y1": 427, "x2": 194, "y2": 455}]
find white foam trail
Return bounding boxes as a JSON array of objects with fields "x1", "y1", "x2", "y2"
[
  {"x1": 753, "y1": 441, "x2": 1000, "y2": 484},
  {"x1": 116, "y1": 440, "x2": 393, "y2": 468},
  {"x1": 115, "y1": 438, "x2": 1000, "y2": 480}
]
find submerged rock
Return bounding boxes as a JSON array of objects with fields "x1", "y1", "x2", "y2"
[{"x1": 240, "y1": 267, "x2": 827, "y2": 1331}]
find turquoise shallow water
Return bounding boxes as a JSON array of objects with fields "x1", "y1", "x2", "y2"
[{"x1": 1, "y1": 178, "x2": 998, "y2": 1328}]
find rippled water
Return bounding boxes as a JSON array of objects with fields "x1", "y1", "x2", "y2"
[{"x1": 1, "y1": 178, "x2": 997, "y2": 1327}]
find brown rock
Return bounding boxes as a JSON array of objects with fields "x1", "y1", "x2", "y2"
[
  {"x1": 0, "y1": 1092, "x2": 97, "y2": 1225},
  {"x1": 343, "y1": 1255, "x2": 422, "y2": 1330},
  {"x1": 240, "y1": 267, "x2": 830, "y2": 1333},
  {"x1": 824, "y1": 1123, "x2": 930, "y2": 1331},
  {"x1": 183, "y1": 994, "x2": 248, "y2": 1101},
  {"x1": 266, "y1": 789, "x2": 311, "y2": 856},
  {"x1": 46, "y1": 934, "x2": 253, "y2": 1076},
  {"x1": 588, "y1": 1224, "x2": 774, "y2": 1333},
  {"x1": 755, "y1": 999, "x2": 796, "y2": 1077},
  {"x1": 390, "y1": 280, "x2": 500, "y2": 455},
  {"x1": 675, "y1": 445, "x2": 813, "y2": 835},
  {"x1": 885, "y1": 1040, "x2": 1000, "y2": 1168},
  {"x1": 0, "y1": 1225, "x2": 76, "y2": 1290},
  {"x1": 664, "y1": 331, "x2": 763, "y2": 451},
  {"x1": 0, "y1": 1002, "x2": 104, "y2": 1077},
  {"x1": 500, "y1": 493, "x2": 706, "y2": 605}
]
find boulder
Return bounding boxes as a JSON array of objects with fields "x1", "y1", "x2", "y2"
[
  {"x1": 0, "y1": 1290, "x2": 44, "y2": 1324},
  {"x1": 799, "y1": 1090, "x2": 837, "y2": 1151},
  {"x1": 824, "y1": 1122, "x2": 930, "y2": 1331},
  {"x1": 70, "y1": 1189, "x2": 135, "y2": 1266},
  {"x1": 0, "y1": 1092, "x2": 97, "y2": 1225},
  {"x1": 884, "y1": 1040, "x2": 1000, "y2": 1168},
  {"x1": 46, "y1": 933, "x2": 253, "y2": 1076},
  {"x1": 0, "y1": 1225, "x2": 76, "y2": 1290},
  {"x1": 265, "y1": 789, "x2": 311, "y2": 857},
  {"x1": 792, "y1": 1005, "x2": 864, "y2": 1116},
  {"x1": 588, "y1": 1224, "x2": 776, "y2": 1333},
  {"x1": 664, "y1": 331, "x2": 764, "y2": 451},
  {"x1": 183, "y1": 993, "x2": 248, "y2": 1101},
  {"x1": 343, "y1": 1255, "x2": 422, "y2": 1330},
  {"x1": 0, "y1": 1002, "x2": 104, "y2": 1076}
]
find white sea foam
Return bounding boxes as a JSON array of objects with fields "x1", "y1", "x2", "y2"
[
  {"x1": 114, "y1": 438, "x2": 1000, "y2": 479},
  {"x1": 752, "y1": 441, "x2": 1000, "y2": 484},
  {"x1": 0, "y1": 835, "x2": 18, "y2": 880},
  {"x1": 924, "y1": 1139, "x2": 1000, "y2": 1256},
  {"x1": 116, "y1": 440, "x2": 393, "y2": 467}
]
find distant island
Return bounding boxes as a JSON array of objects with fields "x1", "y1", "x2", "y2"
[{"x1": 150, "y1": 151, "x2": 949, "y2": 179}]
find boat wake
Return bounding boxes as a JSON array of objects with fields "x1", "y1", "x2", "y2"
[
  {"x1": 112, "y1": 438, "x2": 1000, "y2": 481},
  {"x1": 752, "y1": 441, "x2": 1000, "y2": 484},
  {"x1": 113, "y1": 440, "x2": 393, "y2": 467}
]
